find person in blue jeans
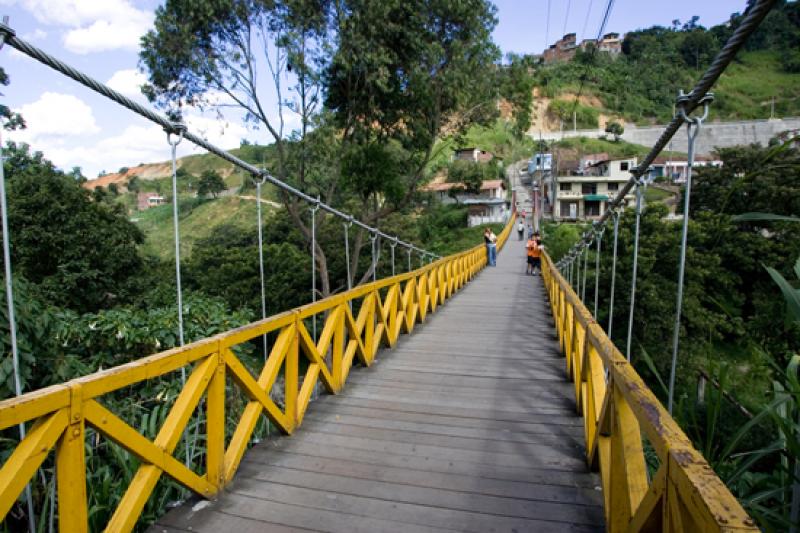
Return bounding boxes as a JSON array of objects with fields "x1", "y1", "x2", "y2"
[{"x1": 484, "y1": 228, "x2": 497, "y2": 266}]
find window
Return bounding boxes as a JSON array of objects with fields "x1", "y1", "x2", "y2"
[
  {"x1": 581, "y1": 184, "x2": 597, "y2": 194},
  {"x1": 559, "y1": 183, "x2": 572, "y2": 192},
  {"x1": 607, "y1": 182, "x2": 619, "y2": 192},
  {"x1": 620, "y1": 161, "x2": 630, "y2": 171}
]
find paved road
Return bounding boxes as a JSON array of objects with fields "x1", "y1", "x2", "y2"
[{"x1": 153, "y1": 242, "x2": 604, "y2": 533}]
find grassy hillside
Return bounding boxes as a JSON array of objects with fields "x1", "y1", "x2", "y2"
[
  {"x1": 133, "y1": 195, "x2": 272, "y2": 260},
  {"x1": 534, "y1": 49, "x2": 800, "y2": 126}
]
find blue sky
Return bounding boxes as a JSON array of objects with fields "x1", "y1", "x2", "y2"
[{"x1": 1, "y1": 0, "x2": 746, "y2": 179}]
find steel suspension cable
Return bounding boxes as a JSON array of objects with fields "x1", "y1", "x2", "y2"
[
  {"x1": 0, "y1": 23, "x2": 439, "y2": 261},
  {"x1": 255, "y1": 177, "x2": 269, "y2": 359},
  {"x1": 167, "y1": 130, "x2": 192, "y2": 469},
  {"x1": 343, "y1": 218, "x2": 353, "y2": 293},
  {"x1": 593, "y1": 228, "x2": 603, "y2": 318},
  {"x1": 406, "y1": 248, "x2": 412, "y2": 272},
  {"x1": 667, "y1": 96, "x2": 711, "y2": 414},
  {"x1": 562, "y1": 0, "x2": 572, "y2": 39},
  {"x1": 625, "y1": 184, "x2": 645, "y2": 362},
  {"x1": 310, "y1": 202, "x2": 321, "y2": 341},
  {"x1": 580, "y1": 240, "x2": 590, "y2": 303},
  {"x1": 607, "y1": 210, "x2": 620, "y2": 341},
  {"x1": 390, "y1": 238, "x2": 398, "y2": 277},
  {"x1": 0, "y1": 128, "x2": 36, "y2": 533},
  {"x1": 370, "y1": 233, "x2": 378, "y2": 283}
]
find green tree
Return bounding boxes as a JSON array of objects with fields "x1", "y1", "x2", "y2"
[
  {"x1": 108, "y1": 182, "x2": 119, "y2": 196},
  {"x1": 2, "y1": 142, "x2": 144, "y2": 312},
  {"x1": 0, "y1": 67, "x2": 25, "y2": 131},
  {"x1": 186, "y1": 223, "x2": 311, "y2": 315},
  {"x1": 605, "y1": 121, "x2": 624, "y2": 141},
  {"x1": 498, "y1": 53, "x2": 536, "y2": 138},
  {"x1": 127, "y1": 175, "x2": 140, "y2": 194},
  {"x1": 446, "y1": 160, "x2": 486, "y2": 198},
  {"x1": 141, "y1": 0, "x2": 501, "y2": 293},
  {"x1": 197, "y1": 169, "x2": 226, "y2": 198}
]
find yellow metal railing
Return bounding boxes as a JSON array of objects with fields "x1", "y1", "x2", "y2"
[
  {"x1": 541, "y1": 252, "x2": 758, "y2": 532},
  {"x1": 0, "y1": 217, "x2": 515, "y2": 532}
]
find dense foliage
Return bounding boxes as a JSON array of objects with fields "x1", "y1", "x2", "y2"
[
  {"x1": 3, "y1": 142, "x2": 144, "y2": 312},
  {"x1": 535, "y1": 1, "x2": 800, "y2": 123},
  {"x1": 545, "y1": 137, "x2": 800, "y2": 529}
]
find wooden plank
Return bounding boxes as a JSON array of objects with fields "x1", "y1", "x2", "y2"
[
  {"x1": 248, "y1": 436, "x2": 597, "y2": 488},
  {"x1": 157, "y1": 494, "x2": 462, "y2": 533},
  {"x1": 225, "y1": 482, "x2": 603, "y2": 532},
  {"x1": 292, "y1": 416, "x2": 587, "y2": 456},
  {"x1": 149, "y1": 238, "x2": 605, "y2": 533},
  {"x1": 300, "y1": 409, "x2": 584, "y2": 439},
  {"x1": 306, "y1": 401, "x2": 584, "y2": 429},
  {"x1": 239, "y1": 451, "x2": 601, "y2": 504},
  {"x1": 317, "y1": 393, "x2": 577, "y2": 421},
  {"x1": 233, "y1": 463, "x2": 604, "y2": 525}
]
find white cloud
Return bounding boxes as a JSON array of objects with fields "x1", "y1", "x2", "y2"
[
  {"x1": 106, "y1": 69, "x2": 147, "y2": 100},
  {"x1": 4, "y1": 0, "x2": 153, "y2": 54},
  {"x1": 14, "y1": 92, "x2": 100, "y2": 142},
  {"x1": 21, "y1": 28, "x2": 47, "y2": 41},
  {"x1": 64, "y1": 16, "x2": 151, "y2": 54}
]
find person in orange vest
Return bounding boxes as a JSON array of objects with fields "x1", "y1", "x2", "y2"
[{"x1": 526, "y1": 232, "x2": 543, "y2": 275}]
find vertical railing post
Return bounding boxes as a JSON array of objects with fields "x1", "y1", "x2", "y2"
[
  {"x1": 57, "y1": 384, "x2": 87, "y2": 533},
  {"x1": 332, "y1": 304, "x2": 344, "y2": 389},
  {"x1": 206, "y1": 351, "x2": 226, "y2": 489},
  {"x1": 285, "y1": 317, "x2": 299, "y2": 430}
]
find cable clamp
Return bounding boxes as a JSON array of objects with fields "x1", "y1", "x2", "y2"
[
  {"x1": 676, "y1": 90, "x2": 714, "y2": 124},
  {"x1": 165, "y1": 122, "x2": 186, "y2": 146},
  {"x1": 0, "y1": 16, "x2": 14, "y2": 50}
]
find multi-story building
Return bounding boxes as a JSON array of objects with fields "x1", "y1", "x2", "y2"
[
  {"x1": 554, "y1": 157, "x2": 637, "y2": 220},
  {"x1": 453, "y1": 148, "x2": 494, "y2": 163},
  {"x1": 647, "y1": 155, "x2": 723, "y2": 183},
  {"x1": 543, "y1": 32, "x2": 622, "y2": 63},
  {"x1": 424, "y1": 179, "x2": 509, "y2": 227}
]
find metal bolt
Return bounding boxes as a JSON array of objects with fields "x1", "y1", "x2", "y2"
[
  {"x1": 744, "y1": 518, "x2": 755, "y2": 526},
  {"x1": 72, "y1": 428, "x2": 80, "y2": 437}
]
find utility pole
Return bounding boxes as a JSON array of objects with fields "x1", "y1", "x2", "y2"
[
  {"x1": 573, "y1": 110, "x2": 577, "y2": 132},
  {"x1": 770, "y1": 96, "x2": 775, "y2": 120}
]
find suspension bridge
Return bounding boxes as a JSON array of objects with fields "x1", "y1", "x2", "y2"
[{"x1": 0, "y1": 0, "x2": 782, "y2": 531}]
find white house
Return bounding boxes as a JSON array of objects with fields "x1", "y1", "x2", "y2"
[
  {"x1": 647, "y1": 155, "x2": 723, "y2": 183},
  {"x1": 424, "y1": 179, "x2": 509, "y2": 227},
  {"x1": 554, "y1": 157, "x2": 637, "y2": 220}
]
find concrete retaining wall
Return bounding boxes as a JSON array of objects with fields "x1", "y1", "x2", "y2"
[{"x1": 530, "y1": 117, "x2": 800, "y2": 155}]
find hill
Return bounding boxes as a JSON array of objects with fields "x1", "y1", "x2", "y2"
[
  {"x1": 132, "y1": 195, "x2": 274, "y2": 260},
  {"x1": 84, "y1": 143, "x2": 275, "y2": 192},
  {"x1": 527, "y1": 3, "x2": 800, "y2": 129}
]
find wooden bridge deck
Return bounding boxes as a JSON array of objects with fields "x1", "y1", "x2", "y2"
[{"x1": 153, "y1": 240, "x2": 604, "y2": 533}]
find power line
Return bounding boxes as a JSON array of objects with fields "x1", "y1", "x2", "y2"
[
  {"x1": 581, "y1": 0, "x2": 594, "y2": 41},
  {"x1": 556, "y1": 0, "x2": 777, "y2": 260},
  {"x1": 568, "y1": 0, "x2": 615, "y2": 123},
  {"x1": 562, "y1": 0, "x2": 572, "y2": 38},
  {"x1": 545, "y1": 0, "x2": 551, "y2": 50}
]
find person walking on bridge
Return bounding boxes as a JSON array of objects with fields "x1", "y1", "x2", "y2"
[
  {"x1": 517, "y1": 220, "x2": 525, "y2": 240},
  {"x1": 484, "y1": 228, "x2": 497, "y2": 266},
  {"x1": 526, "y1": 233, "x2": 543, "y2": 275}
]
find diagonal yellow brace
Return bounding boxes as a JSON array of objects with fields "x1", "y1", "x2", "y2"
[
  {"x1": 0, "y1": 409, "x2": 68, "y2": 522},
  {"x1": 105, "y1": 355, "x2": 216, "y2": 533},
  {"x1": 84, "y1": 400, "x2": 216, "y2": 497}
]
